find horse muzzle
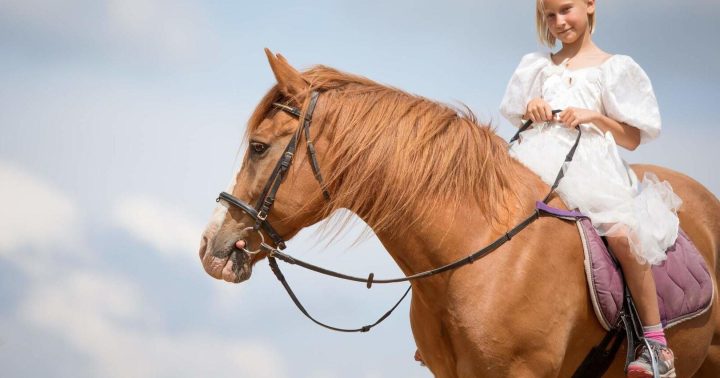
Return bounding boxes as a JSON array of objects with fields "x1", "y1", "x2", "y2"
[{"x1": 199, "y1": 226, "x2": 261, "y2": 283}]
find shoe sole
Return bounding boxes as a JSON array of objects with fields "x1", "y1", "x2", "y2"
[{"x1": 627, "y1": 366, "x2": 676, "y2": 378}]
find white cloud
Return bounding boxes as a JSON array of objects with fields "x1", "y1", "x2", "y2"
[
  {"x1": 0, "y1": 162, "x2": 282, "y2": 377},
  {"x1": 0, "y1": 161, "x2": 85, "y2": 272},
  {"x1": 112, "y1": 196, "x2": 204, "y2": 263},
  {"x1": 20, "y1": 269, "x2": 286, "y2": 378}
]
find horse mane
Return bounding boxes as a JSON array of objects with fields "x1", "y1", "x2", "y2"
[{"x1": 248, "y1": 65, "x2": 522, "y2": 235}]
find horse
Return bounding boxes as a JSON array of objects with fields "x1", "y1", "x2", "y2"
[{"x1": 198, "y1": 49, "x2": 720, "y2": 377}]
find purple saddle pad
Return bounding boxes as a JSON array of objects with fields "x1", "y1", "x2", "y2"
[{"x1": 537, "y1": 202, "x2": 714, "y2": 331}]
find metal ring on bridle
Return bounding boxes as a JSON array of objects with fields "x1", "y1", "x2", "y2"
[{"x1": 240, "y1": 226, "x2": 266, "y2": 255}]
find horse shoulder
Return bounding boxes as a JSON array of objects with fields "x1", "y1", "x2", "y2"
[{"x1": 443, "y1": 209, "x2": 603, "y2": 375}]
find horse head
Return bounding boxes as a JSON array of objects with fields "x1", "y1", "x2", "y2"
[
  {"x1": 199, "y1": 49, "x2": 331, "y2": 283},
  {"x1": 199, "y1": 48, "x2": 518, "y2": 284}
]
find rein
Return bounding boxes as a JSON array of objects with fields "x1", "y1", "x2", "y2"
[{"x1": 217, "y1": 90, "x2": 581, "y2": 332}]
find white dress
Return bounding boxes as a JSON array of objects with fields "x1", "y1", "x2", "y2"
[{"x1": 500, "y1": 52, "x2": 682, "y2": 265}]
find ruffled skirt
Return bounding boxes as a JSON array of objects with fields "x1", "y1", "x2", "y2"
[{"x1": 509, "y1": 123, "x2": 682, "y2": 265}]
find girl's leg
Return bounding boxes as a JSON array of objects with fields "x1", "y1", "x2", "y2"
[
  {"x1": 607, "y1": 236, "x2": 676, "y2": 377},
  {"x1": 606, "y1": 235, "x2": 661, "y2": 325}
]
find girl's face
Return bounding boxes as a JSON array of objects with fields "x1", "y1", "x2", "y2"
[{"x1": 541, "y1": 0, "x2": 594, "y2": 45}]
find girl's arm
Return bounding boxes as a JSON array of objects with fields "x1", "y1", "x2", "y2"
[{"x1": 559, "y1": 107, "x2": 641, "y2": 151}]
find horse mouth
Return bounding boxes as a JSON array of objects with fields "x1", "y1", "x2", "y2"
[
  {"x1": 200, "y1": 235, "x2": 253, "y2": 283},
  {"x1": 220, "y1": 248, "x2": 253, "y2": 283}
]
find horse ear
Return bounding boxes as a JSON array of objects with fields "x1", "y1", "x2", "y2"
[{"x1": 264, "y1": 48, "x2": 308, "y2": 98}]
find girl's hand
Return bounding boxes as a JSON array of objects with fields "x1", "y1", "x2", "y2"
[
  {"x1": 558, "y1": 108, "x2": 600, "y2": 128},
  {"x1": 524, "y1": 98, "x2": 553, "y2": 124}
]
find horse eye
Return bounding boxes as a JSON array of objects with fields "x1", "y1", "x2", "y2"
[{"x1": 250, "y1": 142, "x2": 268, "y2": 155}]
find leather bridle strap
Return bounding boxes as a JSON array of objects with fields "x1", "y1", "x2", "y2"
[
  {"x1": 217, "y1": 191, "x2": 286, "y2": 249},
  {"x1": 255, "y1": 91, "x2": 319, "y2": 230},
  {"x1": 268, "y1": 208, "x2": 544, "y2": 286},
  {"x1": 509, "y1": 110, "x2": 580, "y2": 203},
  {"x1": 543, "y1": 119, "x2": 582, "y2": 203},
  {"x1": 219, "y1": 91, "x2": 324, "y2": 250},
  {"x1": 299, "y1": 92, "x2": 331, "y2": 200},
  {"x1": 509, "y1": 109, "x2": 562, "y2": 144},
  {"x1": 268, "y1": 256, "x2": 412, "y2": 333},
  {"x1": 267, "y1": 94, "x2": 328, "y2": 200}
]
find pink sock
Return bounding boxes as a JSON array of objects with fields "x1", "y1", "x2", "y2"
[{"x1": 643, "y1": 324, "x2": 667, "y2": 345}]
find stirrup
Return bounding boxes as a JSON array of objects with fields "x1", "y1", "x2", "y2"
[{"x1": 621, "y1": 286, "x2": 661, "y2": 378}]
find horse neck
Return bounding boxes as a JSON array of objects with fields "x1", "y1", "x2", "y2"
[
  {"x1": 364, "y1": 157, "x2": 548, "y2": 300},
  {"x1": 316, "y1": 89, "x2": 549, "y2": 295}
]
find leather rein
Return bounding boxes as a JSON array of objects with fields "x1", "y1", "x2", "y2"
[{"x1": 217, "y1": 90, "x2": 580, "y2": 332}]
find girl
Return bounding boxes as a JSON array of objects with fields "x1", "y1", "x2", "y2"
[{"x1": 500, "y1": 1, "x2": 682, "y2": 377}]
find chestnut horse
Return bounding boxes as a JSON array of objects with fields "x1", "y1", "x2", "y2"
[{"x1": 199, "y1": 49, "x2": 720, "y2": 377}]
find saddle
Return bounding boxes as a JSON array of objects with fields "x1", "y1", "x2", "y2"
[{"x1": 537, "y1": 202, "x2": 714, "y2": 331}]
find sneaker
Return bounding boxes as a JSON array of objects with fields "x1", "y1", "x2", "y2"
[{"x1": 627, "y1": 340, "x2": 676, "y2": 378}]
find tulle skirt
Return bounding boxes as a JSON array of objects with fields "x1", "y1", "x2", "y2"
[{"x1": 509, "y1": 123, "x2": 682, "y2": 265}]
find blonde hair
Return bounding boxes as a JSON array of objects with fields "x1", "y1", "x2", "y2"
[{"x1": 536, "y1": 0, "x2": 596, "y2": 47}]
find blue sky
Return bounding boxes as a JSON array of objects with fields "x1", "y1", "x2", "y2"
[{"x1": 1, "y1": 1, "x2": 718, "y2": 377}]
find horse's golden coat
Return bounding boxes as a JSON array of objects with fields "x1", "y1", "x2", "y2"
[{"x1": 199, "y1": 49, "x2": 720, "y2": 377}]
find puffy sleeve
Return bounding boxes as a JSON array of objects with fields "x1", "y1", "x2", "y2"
[
  {"x1": 601, "y1": 56, "x2": 662, "y2": 144},
  {"x1": 500, "y1": 52, "x2": 548, "y2": 128}
]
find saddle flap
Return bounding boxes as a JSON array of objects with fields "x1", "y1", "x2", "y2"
[{"x1": 578, "y1": 218, "x2": 714, "y2": 331}]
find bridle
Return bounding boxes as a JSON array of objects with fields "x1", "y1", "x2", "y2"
[
  {"x1": 216, "y1": 90, "x2": 581, "y2": 332},
  {"x1": 218, "y1": 90, "x2": 327, "y2": 254}
]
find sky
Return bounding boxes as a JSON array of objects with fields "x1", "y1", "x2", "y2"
[{"x1": 0, "y1": 1, "x2": 718, "y2": 377}]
